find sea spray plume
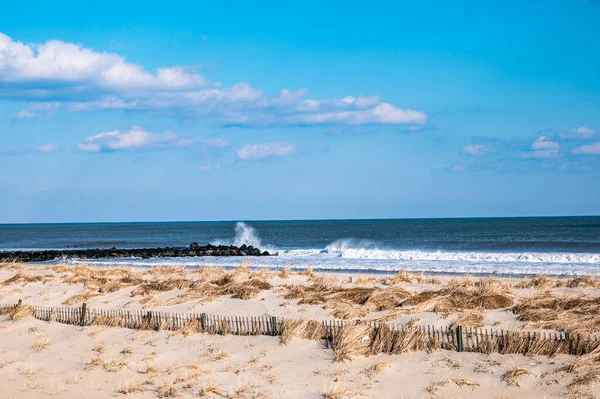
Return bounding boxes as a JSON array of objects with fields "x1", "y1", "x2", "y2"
[
  {"x1": 211, "y1": 222, "x2": 269, "y2": 249},
  {"x1": 233, "y1": 222, "x2": 263, "y2": 248}
]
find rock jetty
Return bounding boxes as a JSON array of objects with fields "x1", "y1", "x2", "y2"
[{"x1": 0, "y1": 243, "x2": 271, "y2": 263}]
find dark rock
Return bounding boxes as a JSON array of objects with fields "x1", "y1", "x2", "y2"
[{"x1": 0, "y1": 242, "x2": 274, "y2": 263}]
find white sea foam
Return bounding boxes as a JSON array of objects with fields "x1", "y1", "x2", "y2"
[
  {"x1": 39, "y1": 226, "x2": 600, "y2": 277},
  {"x1": 278, "y1": 238, "x2": 600, "y2": 264}
]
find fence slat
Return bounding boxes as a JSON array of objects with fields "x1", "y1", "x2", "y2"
[{"x1": 3, "y1": 300, "x2": 599, "y2": 357}]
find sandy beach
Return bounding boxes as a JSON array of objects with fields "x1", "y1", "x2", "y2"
[{"x1": 1, "y1": 262, "x2": 599, "y2": 399}]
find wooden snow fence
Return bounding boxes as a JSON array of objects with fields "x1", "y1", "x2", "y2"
[{"x1": 2, "y1": 301, "x2": 599, "y2": 357}]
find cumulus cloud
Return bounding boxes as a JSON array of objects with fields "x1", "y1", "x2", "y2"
[
  {"x1": 520, "y1": 136, "x2": 560, "y2": 158},
  {"x1": 573, "y1": 142, "x2": 600, "y2": 155},
  {"x1": 0, "y1": 33, "x2": 205, "y2": 90},
  {"x1": 559, "y1": 126, "x2": 596, "y2": 140},
  {"x1": 77, "y1": 126, "x2": 192, "y2": 152},
  {"x1": 461, "y1": 144, "x2": 488, "y2": 156},
  {"x1": 0, "y1": 33, "x2": 426, "y2": 127},
  {"x1": 16, "y1": 109, "x2": 37, "y2": 119},
  {"x1": 15, "y1": 102, "x2": 61, "y2": 120},
  {"x1": 237, "y1": 142, "x2": 296, "y2": 160},
  {"x1": 532, "y1": 136, "x2": 559, "y2": 150}
]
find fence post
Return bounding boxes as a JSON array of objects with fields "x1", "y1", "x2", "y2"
[
  {"x1": 201, "y1": 313, "x2": 207, "y2": 332},
  {"x1": 17, "y1": 299, "x2": 22, "y2": 307},
  {"x1": 80, "y1": 303, "x2": 87, "y2": 327},
  {"x1": 271, "y1": 316, "x2": 277, "y2": 336},
  {"x1": 456, "y1": 326, "x2": 464, "y2": 352},
  {"x1": 146, "y1": 311, "x2": 152, "y2": 328},
  {"x1": 565, "y1": 331, "x2": 571, "y2": 354}
]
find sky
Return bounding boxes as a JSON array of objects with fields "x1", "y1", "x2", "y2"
[{"x1": 1, "y1": 0, "x2": 599, "y2": 223}]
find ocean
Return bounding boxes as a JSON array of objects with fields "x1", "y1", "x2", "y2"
[{"x1": 1, "y1": 217, "x2": 599, "y2": 276}]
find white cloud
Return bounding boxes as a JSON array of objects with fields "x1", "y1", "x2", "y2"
[
  {"x1": 237, "y1": 142, "x2": 296, "y2": 160},
  {"x1": 0, "y1": 33, "x2": 427, "y2": 127},
  {"x1": 15, "y1": 102, "x2": 61, "y2": 119},
  {"x1": 38, "y1": 143, "x2": 59, "y2": 153},
  {"x1": 0, "y1": 33, "x2": 205, "y2": 90},
  {"x1": 520, "y1": 136, "x2": 560, "y2": 158},
  {"x1": 201, "y1": 138, "x2": 230, "y2": 148},
  {"x1": 77, "y1": 126, "x2": 192, "y2": 152},
  {"x1": 573, "y1": 142, "x2": 600, "y2": 155},
  {"x1": 461, "y1": 144, "x2": 487, "y2": 156},
  {"x1": 559, "y1": 126, "x2": 596, "y2": 140},
  {"x1": 532, "y1": 136, "x2": 559, "y2": 150},
  {"x1": 16, "y1": 109, "x2": 37, "y2": 119}
]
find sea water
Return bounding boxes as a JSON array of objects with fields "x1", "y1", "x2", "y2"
[{"x1": 1, "y1": 217, "x2": 599, "y2": 276}]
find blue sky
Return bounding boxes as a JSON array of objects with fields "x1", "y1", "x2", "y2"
[{"x1": 1, "y1": 0, "x2": 599, "y2": 223}]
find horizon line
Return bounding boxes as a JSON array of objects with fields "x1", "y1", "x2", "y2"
[{"x1": 1, "y1": 214, "x2": 599, "y2": 226}]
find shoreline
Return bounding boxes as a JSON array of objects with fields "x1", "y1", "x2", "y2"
[{"x1": 20, "y1": 260, "x2": 599, "y2": 280}]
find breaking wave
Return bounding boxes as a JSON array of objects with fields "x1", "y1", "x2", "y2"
[{"x1": 280, "y1": 238, "x2": 600, "y2": 264}]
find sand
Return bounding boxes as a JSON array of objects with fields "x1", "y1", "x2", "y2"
[{"x1": 0, "y1": 262, "x2": 599, "y2": 398}]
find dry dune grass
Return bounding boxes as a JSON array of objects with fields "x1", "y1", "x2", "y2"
[
  {"x1": 330, "y1": 321, "x2": 443, "y2": 362},
  {"x1": 404, "y1": 277, "x2": 514, "y2": 312},
  {"x1": 63, "y1": 290, "x2": 99, "y2": 306},
  {"x1": 4, "y1": 263, "x2": 600, "y2": 346},
  {"x1": 131, "y1": 267, "x2": 272, "y2": 306},
  {"x1": 322, "y1": 385, "x2": 362, "y2": 399},
  {"x1": 176, "y1": 319, "x2": 203, "y2": 336},
  {"x1": 516, "y1": 274, "x2": 600, "y2": 290},
  {"x1": 502, "y1": 366, "x2": 533, "y2": 386},
  {"x1": 513, "y1": 292, "x2": 600, "y2": 334},
  {"x1": 330, "y1": 322, "x2": 373, "y2": 362},
  {"x1": 426, "y1": 377, "x2": 480, "y2": 394},
  {"x1": 278, "y1": 267, "x2": 290, "y2": 279},
  {"x1": 54, "y1": 264, "x2": 145, "y2": 293},
  {"x1": 280, "y1": 319, "x2": 326, "y2": 344},
  {"x1": 84, "y1": 356, "x2": 127, "y2": 372},
  {"x1": 90, "y1": 314, "x2": 129, "y2": 328},
  {"x1": 1, "y1": 304, "x2": 36, "y2": 320},
  {"x1": 515, "y1": 274, "x2": 563, "y2": 289},
  {"x1": 0, "y1": 262, "x2": 24, "y2": 271},
  {"x1": 117, "y1": 381, "x2": 145, "y2": 395},
  {"x1": 25, "y1": 263, "x2": 275, "y2": 307},
  {"x1": 566, "y1": 275, "x2": 599, "y2": 288},
  {"x1": 472, "y1": 326, "x2": 589, "y2": 357},
  {"x1": 156, "y1": 382, "x2": 181, "y2": 397},
  {"x1": 300, "y1": 266, "x2": 315, "y2": 278},
  {"x1": 282, "y1": 282, "x2": 411, "y2": 319},
  {"x1": 2, "y1": 273, "x2": 50, "y2": 286},
  {"x1": 369, "y1": 323, "x2": 440, "y2": 355},
  {"x1": 452, "y1": 308, "x2": 485, "y2": 329},
  {"x1": 364, "y1": 361, "x2": 390, "y2": 378},
  {"x1": 561, "y1": 345, "x2": 600, "y2": 396},
  {"x1": 379, "y1": 269, "x2": 442, "y2": 285}
]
